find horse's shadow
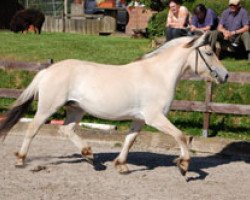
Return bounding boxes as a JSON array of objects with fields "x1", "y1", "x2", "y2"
[{"x1": 30, "y1": 141, "x2": 250, "y2": 181}]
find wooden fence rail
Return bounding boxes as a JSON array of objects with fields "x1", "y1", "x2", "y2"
[
  {"x1": 43, "y1": 15, "x2": 116, "y2": 35},
  {"x1": 0, "y1": 60, "x2": 249, "y2": 136}
]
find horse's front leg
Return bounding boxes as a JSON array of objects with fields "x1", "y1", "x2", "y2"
[
  {"x1": 59, "y1": 123, "x2": 94, "y2": 164},
  {"x1": 114, "y1": 120, "x2": 144, "y2": 174},
  {"x1": 145, "y1": 114, "x2": 190, "y2": 176}
]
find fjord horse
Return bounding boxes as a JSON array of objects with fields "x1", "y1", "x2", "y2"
[{"x1": 0, "y1": 33, "x2": 228, "y2": 177}]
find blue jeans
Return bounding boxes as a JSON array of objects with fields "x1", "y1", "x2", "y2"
[{"x1": 166, "y1": 27, "x2": 188, "y2": 41}]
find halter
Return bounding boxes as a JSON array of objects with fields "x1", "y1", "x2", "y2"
[{"x1": 195, "y1": 47, "x2": 218, "y2": 78}]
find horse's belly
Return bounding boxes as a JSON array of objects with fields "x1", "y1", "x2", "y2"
[
  {"x1": 79, "y1": 97, "x2": 142, "y2": 121},
  {"x1": 68, "y1": 70, "x2": 143, "y2": 120}
]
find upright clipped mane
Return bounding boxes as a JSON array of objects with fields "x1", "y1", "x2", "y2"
[{"x1": 142, "y1": 37, "x2": 194, "y2": 60}]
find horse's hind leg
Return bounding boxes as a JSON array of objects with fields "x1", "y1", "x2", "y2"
[
  {"x1": 15, "y1": 94, "x2": 66, "y2": 167},
  {"x1": 58, "y1": 105, "x2": 93, "y2": 163},
  {"x1": 15, "y1": 111, "x2": 56, "y2": 167},
  {"x1": 114, "y1": 120, "x2": 144, "y2": 174},
  {"x1": 145, "y1": 114, "x2": 190, "y2": 176}
]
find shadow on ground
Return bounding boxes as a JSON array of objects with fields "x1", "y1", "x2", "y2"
[{"x1": 29, "y1": 141, "x2": 250, "y2": 182}]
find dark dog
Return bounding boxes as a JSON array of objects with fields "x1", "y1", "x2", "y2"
[{"x1": 10, "y1": 9, "x2": 45, "y2": 34}]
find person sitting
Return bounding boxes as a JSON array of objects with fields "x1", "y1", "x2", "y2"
[
  {"x1": 211, "y1": 0, "x2": 250, "y2": 61},
  {"x1": 165, "y1": 0, "x2": 190, "y2": 41},
  {"x1": 190, "y1": 4, "x2": 218, "y2": 34}
]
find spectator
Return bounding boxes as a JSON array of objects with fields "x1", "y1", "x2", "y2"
[
  {"x1": 191, "y1": 4, "x2": 218, "y2": 33},
  {"x1": 166, "y1": 0, "x2": 190, "y2": 41},
  {"x1": 211, "y1": 0, "x2": 250, "y2": 61}
]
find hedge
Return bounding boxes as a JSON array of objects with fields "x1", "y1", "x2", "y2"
[{"x1": 146, "y1": 0, "x2": 250, "y2": 37}]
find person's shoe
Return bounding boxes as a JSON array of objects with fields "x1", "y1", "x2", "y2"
[
  {"x1": 248, "y1": 51, "x2": 250, "y2": 62},
  {"x1": 231, "y1": 42, "x2": 238, "y2": 48}
]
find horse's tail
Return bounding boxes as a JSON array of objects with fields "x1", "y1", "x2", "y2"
[{"x1": 0, "y1": 69, "x2": 47, "y2": 141}]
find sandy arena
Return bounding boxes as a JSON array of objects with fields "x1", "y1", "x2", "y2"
[{"x1": 1, "y1": 130, "x2": 250, "y2": 200}]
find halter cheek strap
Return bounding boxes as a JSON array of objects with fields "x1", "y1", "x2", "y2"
[{"x1": 195, "y1": 48, "x2": 218, "y2": 78}]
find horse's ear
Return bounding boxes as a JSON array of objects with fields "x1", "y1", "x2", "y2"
[
  {"x1": 184, "y1": 32, "x2": 210, "y2": 48},
  {"x1": 183, "y1": 35, "x2": 200, "y2": 48}
]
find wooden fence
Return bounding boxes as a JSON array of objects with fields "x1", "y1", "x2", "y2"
[
  {"x1": 43, "y1": 15, "x2": 116, "y2": 34},
  {"x1": 0, "y1": 60, "x2": 249, "y2": 136}
]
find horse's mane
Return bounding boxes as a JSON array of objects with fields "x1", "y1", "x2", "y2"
[{"x1": 142, "y1": 36, "x2": 193, "y2": 60}]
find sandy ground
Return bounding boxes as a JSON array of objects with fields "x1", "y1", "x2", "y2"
[{"x1": 1, "y1": 135, "x2": 250, "y2": 200}]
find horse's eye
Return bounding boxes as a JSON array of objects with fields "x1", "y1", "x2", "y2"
[{"x1": 205, "y1": 51, "x2": 213, "y2": 56}]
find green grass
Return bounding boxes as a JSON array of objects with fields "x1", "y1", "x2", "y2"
[
  {"x1": 0, "y1": 31, "x2": 150, "y2": 64},
  {"x1": 0, "y1": 31, "x2": 249, "y2": 140},
  {"x1": 221, "y1": 58, "x2": 250, "y2": 72}
]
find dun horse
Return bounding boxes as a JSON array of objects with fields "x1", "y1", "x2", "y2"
[{"x1": 0, "y1": 33, "x2": 228, "y2": 177}]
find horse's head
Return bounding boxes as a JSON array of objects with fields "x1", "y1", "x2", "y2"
[
  {"x1": 182, "y1": 33, "x2": 228, "y2": 84},
  {"x1": 143, "y1": 33, "x2": 228, "y2": 84}
]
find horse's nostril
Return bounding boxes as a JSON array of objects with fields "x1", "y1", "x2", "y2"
[{"x1": 225, "y1": 74, "x2": 229, "y2": 81}]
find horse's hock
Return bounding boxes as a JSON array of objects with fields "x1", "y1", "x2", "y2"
[{"x1": 43, "y1": 15, "x2": 116, "y2": 35}]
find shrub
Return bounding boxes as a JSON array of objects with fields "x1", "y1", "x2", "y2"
[{"x1": 147, "y1": 10, "x2": 167, "y2": 37}]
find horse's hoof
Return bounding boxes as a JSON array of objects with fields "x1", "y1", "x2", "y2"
[
  {"x1": 119, "y1": 169, "x2": 131, "y2": 175},
  {"x1": 174, "y1": 157, "x2": 190, "y2": 176},
  {"x1": 116, "y1": 165, "x2": 130, "y2": 175},
  {"x1": 15, "y1": 158, "x2": 26, "y2": 168},
  {"x1": 15, "y1": 163, "x2": 25, "y2": 168},
  {"x1": 14, "y1": 152, "x2": 26, "y2": 168},
  {"x1": 114, "y1": 159, "x2": 130, "y2": 174}
]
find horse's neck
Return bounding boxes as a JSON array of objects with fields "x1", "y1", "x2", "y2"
[{"x1": 149, "y1": 48, "x2": 189, "y2": 83}]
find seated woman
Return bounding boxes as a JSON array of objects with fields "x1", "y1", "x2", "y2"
[{"x1": 165, "y1": 0, "x2": 190, "y2": 41}]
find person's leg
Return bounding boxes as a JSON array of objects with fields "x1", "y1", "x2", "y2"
[
  {"x1": 240, "y1": 32, "x2": 250, "y2": 61},
  {"x1": 166, "y1": 27, "x2": 173, "y2": 41},
  {"x1": 209, "y1": 31, "x2": 224, "y2": 58},
  {"x1": 172, "y1": 28, "x2": 187, "y2": 39},
  {"x1": 209, "y1": 30, "x2": 220, "y2": 50}
]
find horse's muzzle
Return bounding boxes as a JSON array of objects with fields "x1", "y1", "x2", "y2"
[{"x1": 211, "y1": 67, "x2": 229, "y2": 84}]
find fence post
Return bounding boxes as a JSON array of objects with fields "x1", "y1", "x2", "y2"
[
  {"x1": 202, "y1": 80, "x2": 212, "y2": 137},
  {"x1": 63, "y1": 0, "x2": 68, "y2": 32},
  {"x1": 48, "y1": 58, "x2": 54, "y2": 65}
]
